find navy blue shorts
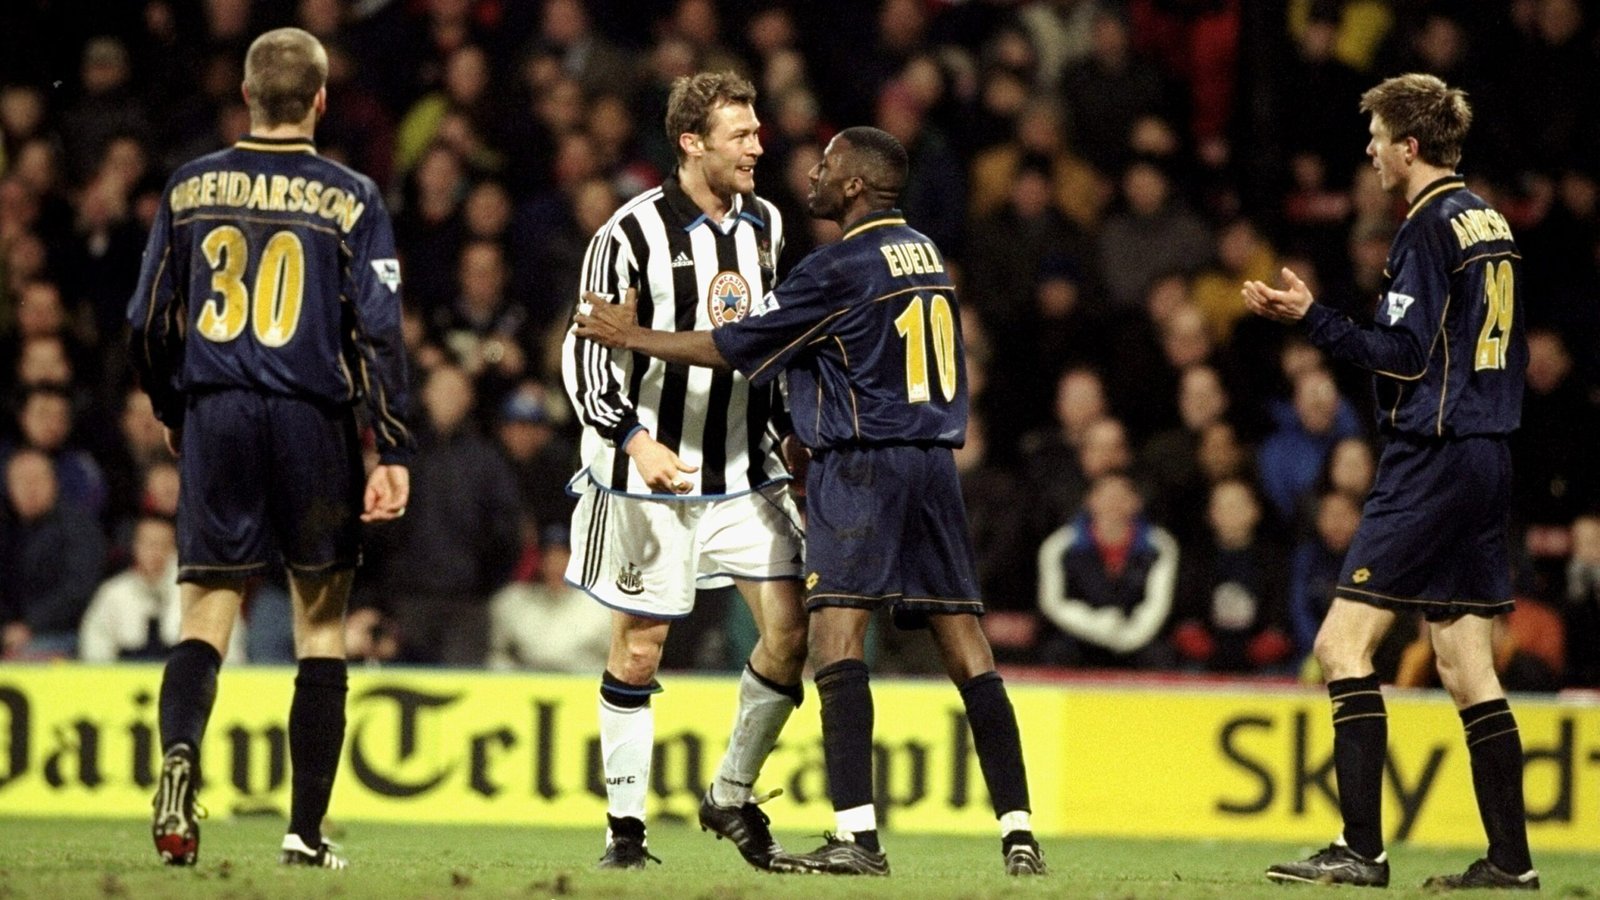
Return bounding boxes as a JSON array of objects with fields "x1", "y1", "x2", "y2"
[
  {"x1": 803, "y1": 444, "x2": 983, "y2": 623},
  {"x1": 1337, "y1": 434, "x2": 1513, "y2": 621},
  {"x1": 177, "y1": 389, "x2": 363, "y2": 583}
]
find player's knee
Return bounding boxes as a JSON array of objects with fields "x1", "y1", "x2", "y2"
[
  {"x1": 1312, "y1": 629, "x2": 1364, "y2": 680},
  {"x1": 765, "y1": 616, "x2": 808, "y2": 665},
  {"x1": 614, "y1": 636, "x2": 664, "y2": 682},
  {"x1": 1434, "y1": 651, "x2": 1499, "y2": 707}
]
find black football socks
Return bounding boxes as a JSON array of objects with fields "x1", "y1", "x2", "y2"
[
  {"x1": 815, "y1": 658, "x2": 879, "y2": 852},
  {"x1": 959, "y1": 671, "x2": 1031, "y2": 819},
  {"x1": 1460, "y1": 698, "x2": 1533, "y2": 875},
  {"x1": 1328, "y1": 674, "x2": 1386, "y2": 860},
  {"x1": 159, "y1": 639, "x2": 222, "y2": 762},
  {"x1": 288, "y1": 657, "x2": 349, "y2": 848}
]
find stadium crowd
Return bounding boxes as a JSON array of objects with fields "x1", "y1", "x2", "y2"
[{"x1": 1, "y1": 0, "x2": 1597, "y2": 689}]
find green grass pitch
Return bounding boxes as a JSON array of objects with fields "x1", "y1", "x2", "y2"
[{"x1": 1, "y1": 817, "x2": 1595, "y2": 898}]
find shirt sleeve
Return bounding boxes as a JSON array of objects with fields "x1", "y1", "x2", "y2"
[
  {"x1": 713, "y1": 252, "x2": 835, "y2": 387},
  {"x1": 566, "y1": 222, "x2": 642, "y2": 444},
  {"x1": 1300, "y1": 220, "x2": 1451, "y2": 379},
  {"x1": 343, "y1": 184, "x2": 415, "y2": 465},
  {"x1": 125, "y1": 189, "x2": 187, "y2": 428}
]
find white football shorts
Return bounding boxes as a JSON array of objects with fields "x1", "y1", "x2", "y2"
[{"x1": 565, "y1": 480, "x2": 804, "y2": 619}]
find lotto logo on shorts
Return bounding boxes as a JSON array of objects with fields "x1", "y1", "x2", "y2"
[
  {"x1": 1352, "y1": 568, "x2": 1371, "y2": 583},
  {"x1": 616, "y1": 563, "x2": 645, "y2": 596}
]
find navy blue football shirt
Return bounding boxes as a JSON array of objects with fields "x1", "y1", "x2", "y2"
[
  {"x1": 128, "y1": 135, "x2": 412, "y2": 462},
  {"x1": 713, "y1": 209, "x2": 967, "y2": 450},
  {"x1": 1301, "y1": 175, "x2": 1524, "y2": 437}
]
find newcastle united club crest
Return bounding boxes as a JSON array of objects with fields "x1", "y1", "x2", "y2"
[{"x1": 707, "y1": 270, "x2": 751, "y2": 327}]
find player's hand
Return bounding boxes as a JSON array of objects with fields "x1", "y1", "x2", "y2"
[
  {"x1": 1242, "y1": 267, "x2": 1315, "y2": 323},
  {"x1": 780, "y1": 433, "x2": 811, "y2": 490},
  {"x1": 164, "y1": 426, "x2": 182, "y2": 458},
  {"x1": 362, "y1": 464, "x2": 411, "y2": 522},
  {"x1": 625, "y1": 429, "x2": 698, "y2": 494},
  {"x1": 573, "y1": 287, "x2": 640, "y2": 349}
]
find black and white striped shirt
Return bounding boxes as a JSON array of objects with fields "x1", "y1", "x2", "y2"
[{"x1": 562, "y1": 175, "x2": 788, "y2": 498}]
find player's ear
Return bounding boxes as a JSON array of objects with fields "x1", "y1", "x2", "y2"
[
  {"x1": 314, "y1": 86, "x2": 327, "y2": 119},
  {"x1": 679, "y1": 131, "x2": 703, "y2": 160}
]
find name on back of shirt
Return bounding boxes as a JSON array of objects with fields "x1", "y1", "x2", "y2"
[
  {"x1": 879, "y1": 240, "x2": 945, "y2": 278},
  {"x1": 168, "y1": 170, "x2": 367, "y2": 233},
  {"x1": 1449, "y1": 208, "x2": 1512, "y2": 251}
]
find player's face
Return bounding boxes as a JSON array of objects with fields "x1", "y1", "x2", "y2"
[
  {"x1": 806, "y1": 136, "x2": 852, "y2": 220},
  {"x1": 1365, "y1": 114, "x2": 1409, "y2": 193},
  {"x1": 698, "y1": 101, "x2": 762, "y2": 199}
]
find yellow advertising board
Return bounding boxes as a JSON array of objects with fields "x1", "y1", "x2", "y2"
[{"x1": 1, "y1": 666, "x2": 1596, "y2": 849}]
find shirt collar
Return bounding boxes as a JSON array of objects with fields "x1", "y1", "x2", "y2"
[
  {"x1": 233, "y1": 134, "x2": 318, "y2": 154},
  {"x1": 661, "y1": 173, "x2": 764, "y2": 234},
  {"x1": 1406, "y1": 174, "x2": 1466, "y2": 219},
  {"x1": 841, "y1": 208, "x2": 907, "y2": 240}
]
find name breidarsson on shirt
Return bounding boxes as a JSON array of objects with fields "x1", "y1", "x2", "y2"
[{"x1": 168, "y1": 170, "x2": 367, "y2": 233}]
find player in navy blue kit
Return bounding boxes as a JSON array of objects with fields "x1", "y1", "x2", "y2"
[
  {"x1": 575, "y1": 126, "x2": 1043, "y2": 877},
  {"x1": 128, "y1": 27, "x2": 411, "y2": 871},
  {"x1": 1245, "y1": 74, "x2": 1536, "y2": 890}
]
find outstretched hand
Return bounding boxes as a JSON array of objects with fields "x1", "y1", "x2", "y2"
[
  {"x1": 574, "y1": 287, "x2": 640, "y2": 350},
  {"x1": 1242, "y1": 267, "x2": 1315, "y2": 323}
]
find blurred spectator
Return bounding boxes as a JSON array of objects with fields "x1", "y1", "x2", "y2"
[
  {"x1": 435, "y1": 240, "x2": 534, "y2": 415},
  {"x1": 1256, "y1": 367, "x2": 1360, "y2": 527},
  {"x1": 965, "y1": 157, "x2": 1089, "y2": 339},
  {"x1": 7, "y1": 385, "x2": 109, "y2": 519},
  {"x1": 365, "y1": 365, "x2": 520, "y2": 665},
  {"x1": 1277, "y1": 6, "x2": 1366, "y2": 178},
  {"x1": 1142, "y1": 363, "x2": 1232, "y2": 540},
  {"x1": 875, "y1": 80, "x2": 966, "y2": 254},
  {"x1": 1098, "y1": 159, "x2": 1213, "y2": 309},
  {"x1": 1060, "y1": 9, "x2": 1166, "y2": 176},
  {"x1": 1190, "y1": 218, "x2": 1278, "y2": 344},
  {"x1": 1128, "y1": 0, "x2": 1239, "y2": 162},
  {"x1": 1169, "y1": 478, "x2": 1292, "y2": 673},
  {"x1": 1, "y1": 448, "x2": 106, "y2": 658},
  {"x1": 78, "y1": 515, "x2": 246, "y2": 662},
  {"x1": 531, "y1": 0, "x2": 632, "y2": 97},
  {"x1": 59, "y1": 37, "x2": 151, "y2": 182},
  {"x1": 1287, "y1": 489, "x2": 1357, "y2": 662},
  {"x1": 396, "y1": 44, "x2": 503, "y2": 176},
  {"x1": 495, "y1": 380, "x2": 575, "y2": 542},
  {"x1": 1015, "y1": 0, "x2": 1102, "y2": 91},
  {"x1": 1037, "y1": 472, "x2": 1178, "y2": 668},
  {"x1": 395, "y1": 145, "x2": 468, "y2": 312},
  {"x1": 1018, "y1": 368, "x2": 1110, "y2": 531},
  {"x1": 1564, "y1": 514, "x2": 1600, "y2": 687},
  {"x1": 487, "y1": 524, "x2": 610, "y2": 672},
  {"x1": 1514, "y1": 329, "x2": 1600, "y2": 532}
]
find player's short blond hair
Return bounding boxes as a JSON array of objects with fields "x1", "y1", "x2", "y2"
[
  {"x1": 1359, "y1": 73, "x2": 1472, "y2": 169},
  {"x1": 664, "y1": 71, "x2": 757, "y2": 163},
  {"x1": 244, "y1": 28, "x2": 328, "y2": 127}
]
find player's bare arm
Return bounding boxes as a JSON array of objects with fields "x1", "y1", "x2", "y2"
[
  {"x1": 1242, "y1": 267, "x2": 1314, "y2": 323},
  {"x1": 575, "y1": 287, "x2": 731, "y2": 371},
  {"x1": 624, "y1": 429, "x2": 698, "y2": 494}
]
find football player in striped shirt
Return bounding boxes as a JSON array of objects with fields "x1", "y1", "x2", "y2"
[
  {"x1": 560, "y1": 71, "x2": 807, "y2": 871},
  {"x1": 129, "y1": 27, "x2": 411, "y2": 870},
  {"x1": 1246, "y1": 73, "x2": 1536, "y2": 891},
  {"x1": 575, "y1": 126, "x2": 1044, "y2": 878}
]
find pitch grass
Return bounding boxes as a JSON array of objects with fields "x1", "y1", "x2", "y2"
[{"x1": 1, "y1": 818, "x2": 1596, "y2": 899}]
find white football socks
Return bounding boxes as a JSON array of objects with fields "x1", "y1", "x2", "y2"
[
  {"x1": 599, "y1": 696, "x2": 653, "y2": 821},
  {"x1": 711, "y1": 665, "x2": 798, "y2": 807}
]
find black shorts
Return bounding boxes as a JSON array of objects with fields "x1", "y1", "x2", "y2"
[
  {"x1": 1336, "y1": 433, "x2": 1513, "y2": 621},
  {"x1": 177, "y1": 389, "x2": 363, "y2": 582},
  {"x1": 802, "y1": 444, "x2": 984, "y2": 625}
]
